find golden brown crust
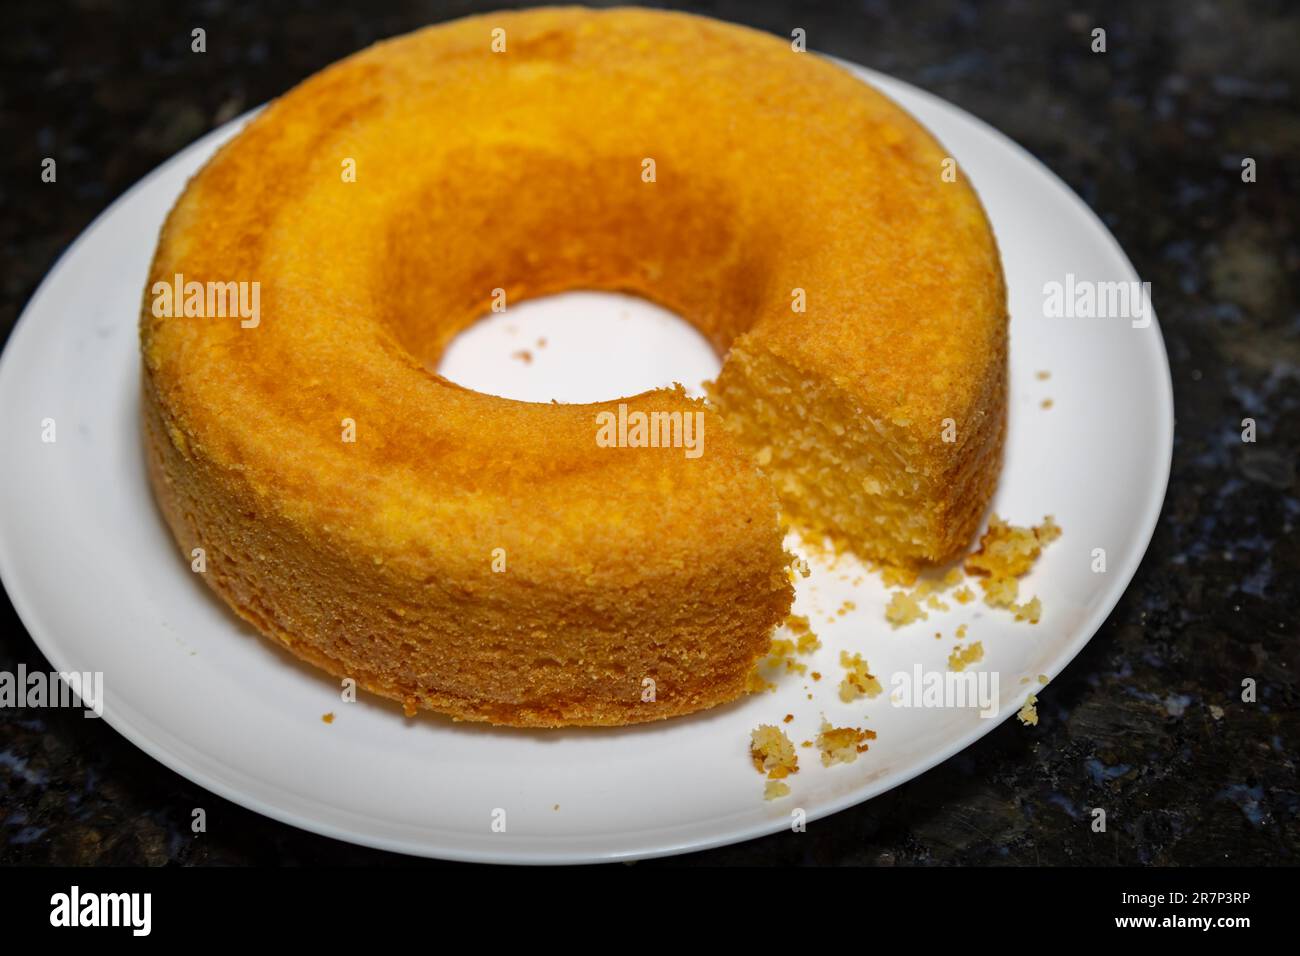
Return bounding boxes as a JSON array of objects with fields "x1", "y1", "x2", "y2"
[
  {"x1": 140, "y1": 7, "x2": 1005, "y2": 726},
  {"x1": 144, "y1": 372, "x2": 792, "y2": 727}
]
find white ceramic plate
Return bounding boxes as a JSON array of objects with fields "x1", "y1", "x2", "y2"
[{"x1": 0, "y1": 62, "x2": 1172, "y2": 863}]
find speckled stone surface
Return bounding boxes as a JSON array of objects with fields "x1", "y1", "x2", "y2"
[{"x1": 1, "y1": 0, "x2": 1296, "y2": 865}]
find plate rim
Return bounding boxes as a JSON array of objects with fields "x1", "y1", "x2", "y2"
[{"x1": 0, "y1": 60, "x2": 1174, "y2": 864}]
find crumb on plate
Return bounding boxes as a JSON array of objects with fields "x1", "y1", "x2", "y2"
[
  {"x1": 751, "y1": 724, "x2": 799, "y2": 779},
  {"x1": 838, "y1": 651, "x2": 883, "y2": 702},
  {"x1": 947, "y1": 641, "x2": 984, "y2": 672},
  {"x1": 816, "y1": 719, "x2": 876, "y2": 767}
]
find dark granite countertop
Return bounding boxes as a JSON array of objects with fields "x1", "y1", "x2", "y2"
[{"x1": 1, "y1": 0, "x2": 1296, "y2": 865}]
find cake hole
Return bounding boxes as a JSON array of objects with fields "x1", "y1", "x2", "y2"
[{"x1": 436, "y1": 291, "x2": 721, "y2": 403}]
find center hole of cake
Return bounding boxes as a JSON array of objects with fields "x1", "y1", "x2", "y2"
[{"x1": 436, "y1": 291, "x2": 721, "y2": 403}]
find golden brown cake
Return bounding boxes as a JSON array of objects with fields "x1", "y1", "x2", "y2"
[{"x1": 140, "y1": 7, "x2": 1006, "y2": 727}]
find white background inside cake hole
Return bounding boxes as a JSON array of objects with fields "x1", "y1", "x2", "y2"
[{"x1": 436, "y1": 291, "x2": 721, "y2": 403}]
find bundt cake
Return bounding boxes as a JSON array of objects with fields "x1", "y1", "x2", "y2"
[{"x1": 140, "y1": 7, "x2": 1006, "y2": 727}]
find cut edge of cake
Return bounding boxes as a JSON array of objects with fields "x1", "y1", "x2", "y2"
[{"x1": 708, "y1": 334, "x2": 1006, "y2": 570}]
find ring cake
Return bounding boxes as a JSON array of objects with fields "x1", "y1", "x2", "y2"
[{"x1": 140, "y1": 7, "x2": 1007, "y2": 727}]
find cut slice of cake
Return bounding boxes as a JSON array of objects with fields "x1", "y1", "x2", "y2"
[{"x1": 709, "y1": 309, "x2": 1006, "y2": 568}]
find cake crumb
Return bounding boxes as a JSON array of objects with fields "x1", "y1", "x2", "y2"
[
  {"x1": 749, "y1": 626, "x2": 815, "y2": 688},
  {"x1": 879, "y1": 563, "x2": 920, "y2": 588},
  {"x1": 764, "y1": 780, "x2": 791, "y2": 800},
  {"x1": 816, "y1": 719, "x2": 876, "y2": 767},
  {"x1": 925, "y1": 594, "x2": 951, "y2": 612},
  {"x1": 954, "y1": 586, "x2": 975, "y2": 604},
  {"x1": 751, "y1": 724, "x2": 799, "y2": 779},
  {"x1": 1209, "y1": 704, "x2": 1224, "y2": 720},
  {"x1": 321, "y1": 712, "x2": 335, "y2": 724},
  {"x1": 1041, "y1": 398, "x2": 1054, "y2": 410},
  {"x1": 1012, "y1": 596, "x2": 1043, "y2": 624},
  {"x1": 785, "y1": 613, "x2": 821, "y2": 653},
  {"x1": 783, "y1": 713, "x2": 794, "y2": 723},
  {"x1": 511, "y1": 349, "x2": 533, "y2": 364},
  {"x1": 947, "y1": 641, "x2": 984, "y2": 672},
  {"x1": 967, "y1": 514, "x2": 1060, "y2": 577},
  {"x1": 965, "y1": 515, "x2": 1060, "y2": 620},
  {"x1": 1017, "y1": 695, "x2": 1039, "y2": 726},
  {"x1": 979, "y1": 574, "x2": 1020, "y2": 608},
  {"x1": 885, "y1": 566, "x2": 967, "y2": 628},
  {"x1": 1036, "y1": 370, "x2": 1051, "y2": 380},
  {"x1": 956, "y1": 624, "x2": 968, "y2": 639},
  {"x1": 838, "y1": 651, "x2": 883, "y2": 702},
  {"x1": 886, "y1": 589, "x2": 928, "y2": 627},
  {"x1": 763, "y1": 637, "x2": 801, "y2": 670}
]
